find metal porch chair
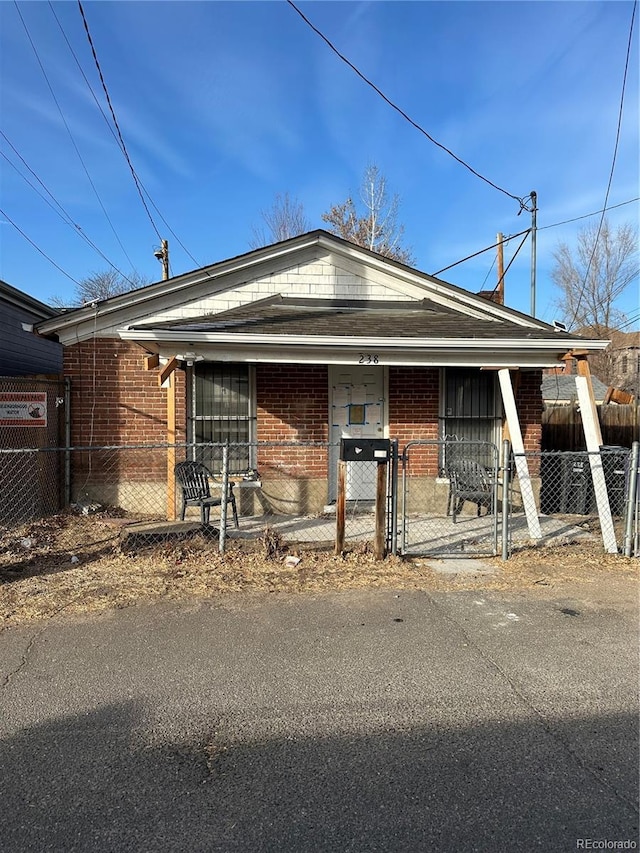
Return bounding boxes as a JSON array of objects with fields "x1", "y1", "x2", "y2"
[
  {"x1": 174, "y1": 461, "x2": 239, "y2": 528},
  {"x1": 446, "y1": 457, "x2": 494, "y2": 523}
]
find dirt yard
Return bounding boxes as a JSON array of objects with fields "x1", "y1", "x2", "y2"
[{"x1": 1, "y1": 512, "x2": 637, "y2": 627}]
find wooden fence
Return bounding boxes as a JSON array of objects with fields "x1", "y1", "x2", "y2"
[{"x1": 542, "y1": 402, "x2": 639, "y2": 451}]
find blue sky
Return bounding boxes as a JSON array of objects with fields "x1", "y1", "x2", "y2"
[{"x1": 1, "y1": 0, "x2": 638, "y2": 326}]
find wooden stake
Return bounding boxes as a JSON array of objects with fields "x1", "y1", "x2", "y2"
[
  {"x1": 335, "y1": 461, "x2": 346, "y2": 554},
  {"x1": 374, "y1": 461, "x2": 387, "y2": 560}
]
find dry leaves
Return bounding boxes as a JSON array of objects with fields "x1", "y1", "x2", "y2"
[{"x1": 1, "y1": 513, "x2": 637, "y2": 627}]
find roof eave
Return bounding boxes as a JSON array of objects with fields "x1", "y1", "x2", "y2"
[{"x1": 119, "y1": 328, "x2": 610, "y2": 351}]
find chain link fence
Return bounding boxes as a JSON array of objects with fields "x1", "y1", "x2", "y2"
[
  {"x1": 1, "y1": 439, "x2": 638, "y2": 562},
  {"x1": 510, "y1": 445, "x2": 639, "y2": 556},
  {"x1": 401, "y1": 439, "x2": 500, "y2": 557},
  {"x1": 0, "y1": 442, "x2": 387, "y2": 557},
  {"x1": 0, "y1": 377, "x2": 67, "y2": 527}
]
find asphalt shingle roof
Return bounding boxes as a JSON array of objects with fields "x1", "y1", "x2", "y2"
[
  {"x1": 542, "y1": 374, "x2": 609, "y2": 401},
  {"x1": 137, "y1": 297, "x2": 579, "y2": 342}
]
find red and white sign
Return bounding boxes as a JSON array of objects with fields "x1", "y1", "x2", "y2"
[{"x1": 0, "y1": 392, "x2": 47, "y2": 427}]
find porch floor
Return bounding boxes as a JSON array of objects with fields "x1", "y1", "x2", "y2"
[{"x1": 227, "y1": 511, "x2": 598, "y2": 556}]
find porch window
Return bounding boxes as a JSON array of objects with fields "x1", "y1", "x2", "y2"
[
  {"x1": 440, "y1": 368, "x2": 501, "y2": 466},
  {"x1": 190, "y1": 363, "x2": 255, "y2": 474}
]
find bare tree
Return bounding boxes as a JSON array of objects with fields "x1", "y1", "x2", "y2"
[
  {"x1": 51, "y1": 269, "x2": 150, "y2": 308},
  {"x1": 321, "y1": 164, "x2": 414, "y2": 265},
  {"x1": 552, "y1": 218, "x2": 638, "y2": 333},
  {"x1": 250, "y1": 192, "x2": 310, "y2": 248},
  {"x1": 551, "y1": 218, "x2": 639, "y2": 384}
]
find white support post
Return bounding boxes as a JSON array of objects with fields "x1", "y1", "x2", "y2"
[
  {"x1": 498, "y1": 369, "x2": 542, "y2": 539},
  {"x1": 575, "y1": 376, "x2": 618, "y2": 554}
]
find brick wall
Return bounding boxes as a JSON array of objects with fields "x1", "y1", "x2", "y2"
[
  {"x1": 64, "y1": 338, "x2": 186, "y2": 480},
  {"x1": 256, "y1": 364, "x2": 328, "y2": 477},
  {"x1": 62, "y1": 348, "x2": 544, "y2": 488},
  {"x1": 389, "y1": 367, "x2": 440, "y2": 475},
  {"x1": 515, "y1": 369, "x2": 543, "y2": 475}
]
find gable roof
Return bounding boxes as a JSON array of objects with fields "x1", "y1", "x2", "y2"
[
  {"x1": 35, "y1": 229, "x2": 608, "y2": 368},
  {"x1": 135, "y1": 295, "x2": 578, "y2": 342}
]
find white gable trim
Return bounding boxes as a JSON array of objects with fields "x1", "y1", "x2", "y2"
[{"x1": 37, "y1": 232, "x2": 557, "y2": 344}]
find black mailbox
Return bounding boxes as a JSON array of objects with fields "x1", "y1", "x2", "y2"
[{"x1": 340, "y1": 438, "x2": 390, "y2": 462}]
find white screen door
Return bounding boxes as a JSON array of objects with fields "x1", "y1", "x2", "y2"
[{"x1": 329, "y1": 365, "x2": 385, "y2": 501}]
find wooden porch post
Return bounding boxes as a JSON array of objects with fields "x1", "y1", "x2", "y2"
[
  {"x1": 157, "y1": 357, "x2": 179, "y2": 521},
  {"x1": 166, "y1": 373, "x2": 176, "y2": 520}
]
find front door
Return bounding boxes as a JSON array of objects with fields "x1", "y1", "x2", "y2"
[{"x1": 329, "y1": 365, "x2": 386, "y2": 501}]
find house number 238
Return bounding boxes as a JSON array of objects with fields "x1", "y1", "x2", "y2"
[{"x1": 358, "y1": 353, "x2": 379, "y2": 364}]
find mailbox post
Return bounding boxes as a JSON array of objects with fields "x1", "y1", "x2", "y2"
[{"x1": 335, "y1": 439, "x2": 391, "y2": 559}]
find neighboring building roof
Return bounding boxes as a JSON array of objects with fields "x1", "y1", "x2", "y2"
[
  {"x1": 0, "y1": 280, "x2": 63, "y2": 376},
  {"x1": 0, "y1": 279, "x2": 60, "y2": 322},
  {"x1": 542, "y1": 374, "x2": 609, "y2": 403}
]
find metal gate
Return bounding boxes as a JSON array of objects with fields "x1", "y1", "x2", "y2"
[{"x1": 400, "y1": 439, "x2": 500, "y2": 557}]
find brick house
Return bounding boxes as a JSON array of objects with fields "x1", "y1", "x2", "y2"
[{"x1": 36, "y1": 231, "x2": 607, "y2": 516}]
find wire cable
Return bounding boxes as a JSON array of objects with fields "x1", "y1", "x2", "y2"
[
  {"x1": 569, "y1": 1, "x2": 637, "y2": 329},
  {"x1": 0, "y1": 207, "x2": 81, "y2": 284},
  {"x1": 479, "y1": 255, "x2": 497, "y2": 291},
  {"x1": 538, "y1": 197, "x2": 639, "y2": 231},
  {"x1": 77, "y1": 0, "x2": 163, "y2": 242},
  {"x1": 431, "y1": 229, "x2": 530, "y2": 276},
  {"x1": 50, "y1": 2, "x2": 202, "y2": 269},
  {"x1": 1, "y1": 135, "x2": 134, "y2": 279},
  {"x1": 13, "y1": 1, "x2": 138, "y2": 277},
  {"x1": 486, "y1": 231, "x2": 531, "y2": 301},
  {"x1": 287, "y1": 0, "x2": 527, "y2": 210}
]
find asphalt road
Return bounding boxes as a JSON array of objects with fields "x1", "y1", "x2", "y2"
[{"x1": 1, "y1": 581, "x2": 638, "y2": 852}]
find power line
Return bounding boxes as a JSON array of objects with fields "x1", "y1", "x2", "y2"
[
  {"x1": 49, "y1": 2, "x2": 202, "y2": 269},
  {"x1": 615, "y1": 312, "x2": 640, "y2": 332},
  {"x1": 76, "y1": 0, "x2": 163, "y2": 242},
  {"x1": 0, "y1": 207, "x2": 80, "y2": 284},
  {"x1": 538, "y1": 197, "x2": 640, "y2": 231},
  {"x1": 13, "y1": 0, "x2": 138, "y2": 276},
  {"x1": 0, "y1": 143, "x2": 133, "y2": 278},
  {"x1": 479, "y1": 255, "x2": 497, "y2": 291},
  {"x1": 286, "y1": 0, "x2": 527, "y2": 210},
  {"x1": 487, "y1": 231, "x2": 530, "y2": 301},
  {"x1": 569, "y1": 1, "x2": 637, "y2": 329},
  {"x1": 431, "y1": 229, "x2": 530, "y2": 276}
]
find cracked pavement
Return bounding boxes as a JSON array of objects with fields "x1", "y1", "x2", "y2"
[{"x1": 0, "y1": 578, "x2": 638, "y2": 852}]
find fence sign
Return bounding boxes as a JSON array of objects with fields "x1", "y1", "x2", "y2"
[{"x1": 0, "y1": 392, "x2": 47, "y2": 427}]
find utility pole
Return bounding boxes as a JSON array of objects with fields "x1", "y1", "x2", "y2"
[
  {"x1": 154, "y1": 239, "x2": 170, "y2": 281},
  {"x1": 529, "y1": 191, "x2": 537, "y2": 317},
  {"x1": 496, "y1": 232, "x2": 504, "y2": 304}
]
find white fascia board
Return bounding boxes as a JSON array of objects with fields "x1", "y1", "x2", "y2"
[
  {"x1": 145, "y1": 343, "x2": 573, "y2": 369},
  {"x1": 119, "y1": 328, "x2": 610, "y2": 352}
]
